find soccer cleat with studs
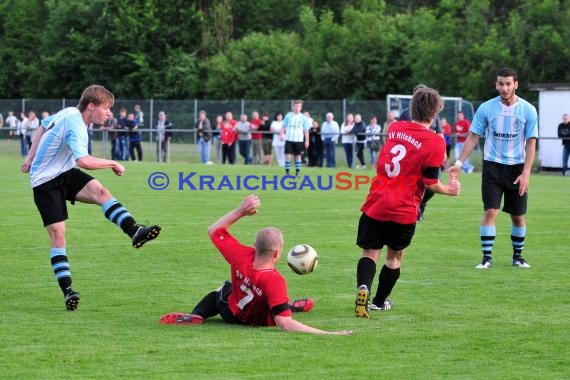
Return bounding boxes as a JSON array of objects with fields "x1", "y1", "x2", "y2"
[
  {"x1": 475, "y1": 257, "x2": 492, "y2": 269},
  {"x1": 370, "y1": 298, "x2": 393, "y2": 311},
  {"x1": 64, "y1": 289, "x2": 80, "y2": 311},
  {"x1": 132, "y1": 224, "x2": 161, "y2": 248},
  {"x1": 512, "y1": 257, "x2": 531, "y2": 268},
  {"x1": 355, "y1": 285, "x2": 370, "y2": 319},
  {"x1": 159, "y1": 312, "x2": 204, "y2": 325}
]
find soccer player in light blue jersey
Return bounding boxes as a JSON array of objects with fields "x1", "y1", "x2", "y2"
[
  {"x1": 282, "y1": 100, "x2": 310, "y2": 177},
  {"x1": 21, "y1": 85, "x2": 161, "y2": 311},
  {"x1": 450, "y1": 67, "x2": 538, "y2": 269}
]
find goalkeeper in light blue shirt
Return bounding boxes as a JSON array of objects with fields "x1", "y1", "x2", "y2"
[{"x1": 450, "y1": 67, "x2": 538, "y2": 269}]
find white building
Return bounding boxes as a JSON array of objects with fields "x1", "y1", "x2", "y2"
[{"x1": 529, "y1": 83, "x2": 570, "y2": 169}]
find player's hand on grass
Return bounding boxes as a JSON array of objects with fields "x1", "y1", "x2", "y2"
[
  {"x1": 112, "y1": 162, "x2": 125, "y2": 176},
  {"x1": 331, "y1": 330, "x2": 353, "y2": 335},
  {"x1": 239, "y1": 194, "x2": 260, "y2": 216}
]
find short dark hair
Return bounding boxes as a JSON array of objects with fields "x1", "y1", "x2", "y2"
[
  {"x1": 410, "y1": 87, "x2": 443, "y2": 123},
  {"x1": 497, "y1": 67, "x2": 518, "y2": 81}
]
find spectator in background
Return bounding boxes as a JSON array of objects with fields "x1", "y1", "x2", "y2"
[
  {"x1": 557, "y1": 113, "x2": 570, "y2": 176},
  {"x1": 271, "y1": 112, "x2": 285, "y2": 167},
  {"x1": 195, "y1": 110, "x2": 212, "y2": 164},
  {"x1": 308, "y1": 119, "x2": 323, "y2": 167},
  {"x1": 441, "y1": 117, "x2": 453, "y2": 168},
  {"x1": 235, "y1": 113, "x2": 252, "y2": 165},
  {"x1": 260, "y1": 113, "x2": 273, "y2": 165},
  {"x1": 0, "y1": 111, "x2": 3, "y2": 131},
  {"x1": 353, "y1": 113, "x2": 367, "y2": 169},
  {"x1": 250, "y1": 111, "x2": 263, "y2": 165},
  {"x1": 127, "y1": 112, "x2": 142, "y2": 161},
  {"x1": 17, "y1": 112, "x2": 29, "y2": 156},
  {"x1": 366, "y1": 115, "x2": 382, "y2": 165},
  {"x1": 25, "y1": 111, "x2": 40, "y2": 150},
  {"x1": 454, "y1": 111, "x2": 474, "y2": 174},
  {"x1": 321, "y1": 112, "x2": 340, "y2": 168},
  {"x1": 134, "y1": 104, "x2": 144, "y2": 128},
  {"x1": 341, "y1": 113, "x2": 355, "y2": 168},
  {"x1": 100, "y1": 111, "x2": 118, "y2": 159},
  {"x1": 213, "y1": 115, "x2": 223, "y2": 164},
  {"x1": 382, "y1": 111, "x2": 397, "y2": 146},
  {"x1": 5, "y1": 111, "x2": 17, "y2": 138},
  {"x1": 221, "y1": 114, "x2": 237, "y2": 164},
  {"x1": 116, "y1": 108, "x2": 130, "y2": 161},
  {"x1": 156, "y1": 111, "x2": 173, "y2": 162}
]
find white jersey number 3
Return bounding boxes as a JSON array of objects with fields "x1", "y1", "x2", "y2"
[{"x1": 384, "y1": 144, "x2": 407, "y2": 177}]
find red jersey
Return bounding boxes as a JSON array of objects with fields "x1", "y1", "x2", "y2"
[
  {"x1": 221, "y1": 120, "x2": 237, "y2": 145},
  {"x1": 361, "y1": 121, "x2": 445, "y2": 224},
  {"x1": 454, "y1": 119, "x2": 470, "y2": 143},
  {"x1": 250, "y1": 118, "x2": 262, "y2": 140},
  {"x1": 211, "y1": 227, "x2": 292, "y2": 326}
]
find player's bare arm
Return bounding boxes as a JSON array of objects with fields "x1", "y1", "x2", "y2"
[
  {"x1": 21, "y1": 126, "x2": 46, "y2": 173},
  {"x1": 274, "y1": 315, "x2": 352, "y2": 335},
  {"x1": 426, "y1": 174, "x2": 461, "y2": 196},
  {"x1": 207, "y1": 195, "x2": 260, "y2": 237},
  {"x1": 513, "y1": 138, "x2": 537, "y2": 196},
  {"x1": 76, "y1": 156, "x2": 125, "y2": 176}
]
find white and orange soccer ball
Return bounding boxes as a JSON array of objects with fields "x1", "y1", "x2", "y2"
[{"x1": 287, "y1": 244, "x2": 319, "y2": 275}]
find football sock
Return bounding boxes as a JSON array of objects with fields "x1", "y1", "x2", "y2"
[
  {"x1": 480, "y1": 225, "x2": 496, "y2": 260},
  {"x1": 191, "y1": 290, "x2": 219, "y2": 319},
  {"x1": 511, "y1": 225, "x2": 526, "y2": 260},
  {"x1": 285, "y1": 160, "x2": 291, "y2": 175},
  {"x1": 101, "y1": 198, "x2": 139, "y2": 237},
  {"x1": 356, "y1": 256, "x2": 376, "y2": 291},
  {"x1": 295, "y1": 159, "x2": 302, "y2": 175},
  {"x1": 372, "y1": 265, "x2": 400, "y2": 305},
  {"x1": 50, "y1": 247, "x2": 72, "y2": 294}
]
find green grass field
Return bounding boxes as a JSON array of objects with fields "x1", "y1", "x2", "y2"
[{"x1": 1, "y1": 138, "x2": 569, "y2": 379}]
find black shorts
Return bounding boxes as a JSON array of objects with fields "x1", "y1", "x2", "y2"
[
  {"x1": 217, "y1": 281, "x2": 241, "y2": 325},
  {"x1": 356, "y1": 213, "x2": 416, "y2": 251},
  {"x1": 481, "y1": 160, "x2": 527, "y2": 215},
  {"x1": 284, "y1": 141, "x2": 305, "y2": 156},
  {"x1": 33, "y1": 168, "x2": 95, "y2": 226}
]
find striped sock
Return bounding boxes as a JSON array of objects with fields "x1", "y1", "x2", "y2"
[
  {"x1": 511, "y1": 225, "x2": 526, "y2": 260},
  {"x1": 295, "y1": 160, "x2": 302, "y2": 175},
  {"x1": 480, "y1": 225, "x2": 496, "y2": 260},
  {"x1": 51, "y1": 247, "x2": 72, "y2": 294},
  {"x1": 285, "y1": 160, "x2": 291, "y2": 175},
  {"x1": 101, "y1": 198, "x2": 138, "y2": 237}
]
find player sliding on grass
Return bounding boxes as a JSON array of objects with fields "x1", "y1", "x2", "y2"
[
  {"x1": 354, "y1": 87, "x2": 461, "y2": 319},
  {"x1": 21, "y1": 85, "x2": 161, "y2": 312},
  {"x1": 160, "y1": 195, "x2": 352, "y2": 335}
]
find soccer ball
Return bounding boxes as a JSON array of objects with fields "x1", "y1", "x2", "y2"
[{"x1": 287, "y1": 244, "x2": 318, "y2": 275}]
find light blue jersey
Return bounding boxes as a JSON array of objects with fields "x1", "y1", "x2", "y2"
[
  {"x1": 30, "y1": 107, "x2": 90, "y2": 188},
  {"x1": 282, "y1": 112, "x2": 310, "y2": 142},
  {"x1": 470, "y1": 96, "x2": 538, "y2": 165}
]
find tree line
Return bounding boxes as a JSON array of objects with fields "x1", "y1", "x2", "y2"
[{"x1": 1, "y1": 0, "x2": 568, "y2": 102}]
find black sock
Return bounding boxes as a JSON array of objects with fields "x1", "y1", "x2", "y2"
[
  {"x1": 356, "y1": 257, "x2": 376, "y2": 291},
  {"x1": 372, "y1": 265, "x2": 400, "y2": 305},
  {"x1": 191, "y1": 290, "x2": 219, "y2": 319}
]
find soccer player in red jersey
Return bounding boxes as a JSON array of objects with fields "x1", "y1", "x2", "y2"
[
  {"x1": 354, "y1": 87, "x2": 461, "y2": 318},
  {"x1": 161, "y1": 195, "x2": 351, "y2": 335}
]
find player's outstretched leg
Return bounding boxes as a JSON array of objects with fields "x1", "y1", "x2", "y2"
[{"x1": 100, "y1": 197, "x2": 161, "y2": 248}]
